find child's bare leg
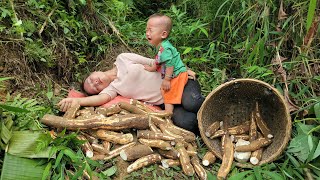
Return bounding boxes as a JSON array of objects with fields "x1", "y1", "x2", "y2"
[{"x1": 164, "y1": 104, "x2": 174, "y2": 114}]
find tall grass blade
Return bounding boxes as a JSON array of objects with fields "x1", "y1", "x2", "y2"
[{"x1": 306, "y1": 0, "x2": 317, "y2": 30}]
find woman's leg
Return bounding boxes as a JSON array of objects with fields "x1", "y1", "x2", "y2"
[
  {"x1": 181, "y1": 80, "x2": 205, "y2": 113},
  {"x1": 172, "y1": 105, "x2": 199, "y2": 134}
]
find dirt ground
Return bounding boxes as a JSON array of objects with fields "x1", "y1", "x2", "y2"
[{"x1": 0, "y1": 43, "x2": 134, "y2": 100}]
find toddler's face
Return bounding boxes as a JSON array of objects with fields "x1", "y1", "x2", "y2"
[
  {"x1": 83, "y1": 71, "x2": 111, "y2": 95},
  {"x1": 146, "y1": 17, "x2": 166, "y2": 47}
]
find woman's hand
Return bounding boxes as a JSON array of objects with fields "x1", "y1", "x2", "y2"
[
  {"x1": 161, "y1": 79, "x2": 171, "y2": 91},
  {"x1": 57, "y1": 98, "x2": 81, "y2": 112},
  {"x1": 187, "y1": 69, "x2": 196, "y2": 80}
]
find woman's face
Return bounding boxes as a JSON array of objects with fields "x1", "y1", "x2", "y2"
[{"x1": 83, "y1": 71, "x2": 111, "y2": 95}]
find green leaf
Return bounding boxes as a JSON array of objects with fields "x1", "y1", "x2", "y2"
[
  {"x1": 182, "y1": 47, "x2": 192, "y2": 55},
  {"x1": 0, "y1": 153, "x2": 47, "y2": 180},
  {"x1": 314, "y1": 102, "x2": 320, "y2": 119},
  {"x1": 253, "y1": 167, "x2": 263, "y2": 180},
  {"x1": 46, "y1": 91, "x2": 53, "y2": 100},
  {"x1": 91, "y1": 36, "x2": 98, "y2": 42},
  {"x1": 306, "y1": 0, "x2": 317, "y2": 30},
  {"x1": 79, "y1": 0, "x2": 86, "y2": 5},
  {"x1": 7, "y1": 131, "x2": 53, "y2": 158},
  {"x1": 0, "y1": 104, "x2": 29, "y2": 113},
  {"x1": 199, "y1": 27, "x2": 208, "y2": 37},
  {"x1": 102, "y1": 166, "x2": 117, "y2": 177},
  {"x1": 312, "y1": 140, "x2": 320, "y2": 160},
  {"x1": 207, "y1": 171, "x2": 216, "y2": 180},
  {"x1": 261, "y1": 170, "x2": 284, "y2": 180},
  {"x1": 42, "y1": 161, "x2": 52, "y2": 180},
  {"x1": 229, "y1": 170, "x2": 251, "y2": 180}
]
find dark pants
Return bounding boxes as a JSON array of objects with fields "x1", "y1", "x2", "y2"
[{"x1": 167, "y1": 80, "x2": 205, "y2": 134}]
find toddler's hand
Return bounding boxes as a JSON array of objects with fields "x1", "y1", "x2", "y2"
[
  {"x1": 161, "y1": 79, "x2": 171, "y2": 91},
  {"x1": 187, "y1": 69, "x2": 196, "y2": 80},
  {"x1": 57, "y1": 98, "x2": 80, "y2": 112},
  {"x1": 144, "y1": 65, "x2": 156, "y2": 72}
]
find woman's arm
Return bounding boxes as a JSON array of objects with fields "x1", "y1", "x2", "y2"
[{"x1": 57, "y1": 93, "x2": 112, "y2": 112}]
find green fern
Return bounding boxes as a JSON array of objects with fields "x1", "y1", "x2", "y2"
[{"x1": 0, "y1": 93, "x2": 50, "y2": 131}]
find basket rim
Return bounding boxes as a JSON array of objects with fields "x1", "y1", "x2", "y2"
[{"x1": 197, "y1": 78, "x2": 292, "y2": 165}]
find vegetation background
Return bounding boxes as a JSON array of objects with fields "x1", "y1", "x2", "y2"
[{"x1": 0, "y1": 0, "x2": 319, "y2": 179}]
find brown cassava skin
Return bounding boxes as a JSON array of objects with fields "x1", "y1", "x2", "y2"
[
  {"x1": 76, "y1": 107, "x2": 95, "y2": 119},
  {"x1": 149, "y1": 118, "x2": 162, "y2": 133},
  {"x1": 77, "y1": 135, "x2": 93, "y2": 157},
  {"x1": 235, "y1": 137, "x2": 272, "y2": 152},
  {"x1": 79, "y1": 132, "x2": 98, "y2": 144},
  {"x1": 202, "y1": 151, "x2": 216, "y2": 166},
  {"x1": 104, "y1": 142, "x2": 136, "y2": 160},
  {"x1": 161, "y1": 159, "x2": 180, "y2": 168},
  {"x1": 118, "y1": 102, "x2": 147, "y2": 114},
  {"x1": 210, "y1": 130, "x2": 226, "y2": 139},
  {"x1": 102, "y1": 141, "x2": 111, "y2": 153},
  {"x1": 137, "y1": 130, "x2": 176, "y2": 141},
  {"x1": 118, "y1": 102, "x2": 167, "y2": 125},
  {"x1": 41, "y1": 114, "x2": 149, "y2": 130},
  {"x1": 157, "y1": 149, "x2": 179, "y2": 160},
  {"x1": 205, "y1": 121, "x2": 221, "y2": 137},
  {"x1": 176, "y1": 142, "x2": 195, "y2": 176},
  {"x1": 138, "y1": 138, "x2": 172, "y2": 150},
  {"x1": 186, "y1": 143, "x2": 197, "y2": 156},
  {"x1": 232, "y1": 134, "x2": 250, "y2": 142},
  {"x1": 227, "y1": 121, "x2": 250, "y2": 135},
  {"x1": 191, "y1": 156, "x2": 207, "y2": 180},
  {"x1": 63, "y1": 104, "x2": 81, "y2": 119},
  {"x1": 95, "y1": 106, "x2": 122, "y2": 116},
  {"x1": 120, "y1": 144, "x2": 154, "y2": 161},
  {"x1": 165, "y1": 123, "x2": 196, "y2": 142},
  {"x1": 91, "y1": 154, "x2": 105, "y2": 161},
  {"x1": 127, "y1": 154, "x2": 162, "y2": 173},
  {"x1": 91, "y1": 143, "x2": 108, "y2": 154},
  {"x1": 254, "y1": 102, "x2": 272, "y2": 137},
  {"x1": 249, "y1": 112, "x2": 258, "y2": 142},
  {"x1": 217, "y1": 134, "x2": 234, "y2": 179},
  {"x1": 158, "y1": 124, "x2": 184, "y2": 139},
  {"x1": 130, "y1": 99, "x2": 155, "y2": 113},
  {"x1": 96, "y1": 129, "x2": 133, "y2": 144}
]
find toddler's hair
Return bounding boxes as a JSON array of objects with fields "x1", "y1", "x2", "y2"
[{"x1": 149, "y1": 13, "x2": 172, "y2": 36}]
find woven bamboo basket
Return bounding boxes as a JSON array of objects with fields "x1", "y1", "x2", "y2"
[{"x1": 198, "y1": 78, "x2": 291, "y2": 165}]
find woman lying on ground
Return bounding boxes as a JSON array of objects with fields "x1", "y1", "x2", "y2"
[{"x1": 58, "y1": 53, "x2": 205, "y2": 133}]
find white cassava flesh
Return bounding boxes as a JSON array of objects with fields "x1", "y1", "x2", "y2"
[
  {"x1": 234, "y1": 139, "x2": 251, "y2": 163},
  {"x1": 202, "y1": 151, "x2": 216, "y2": 166}
]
